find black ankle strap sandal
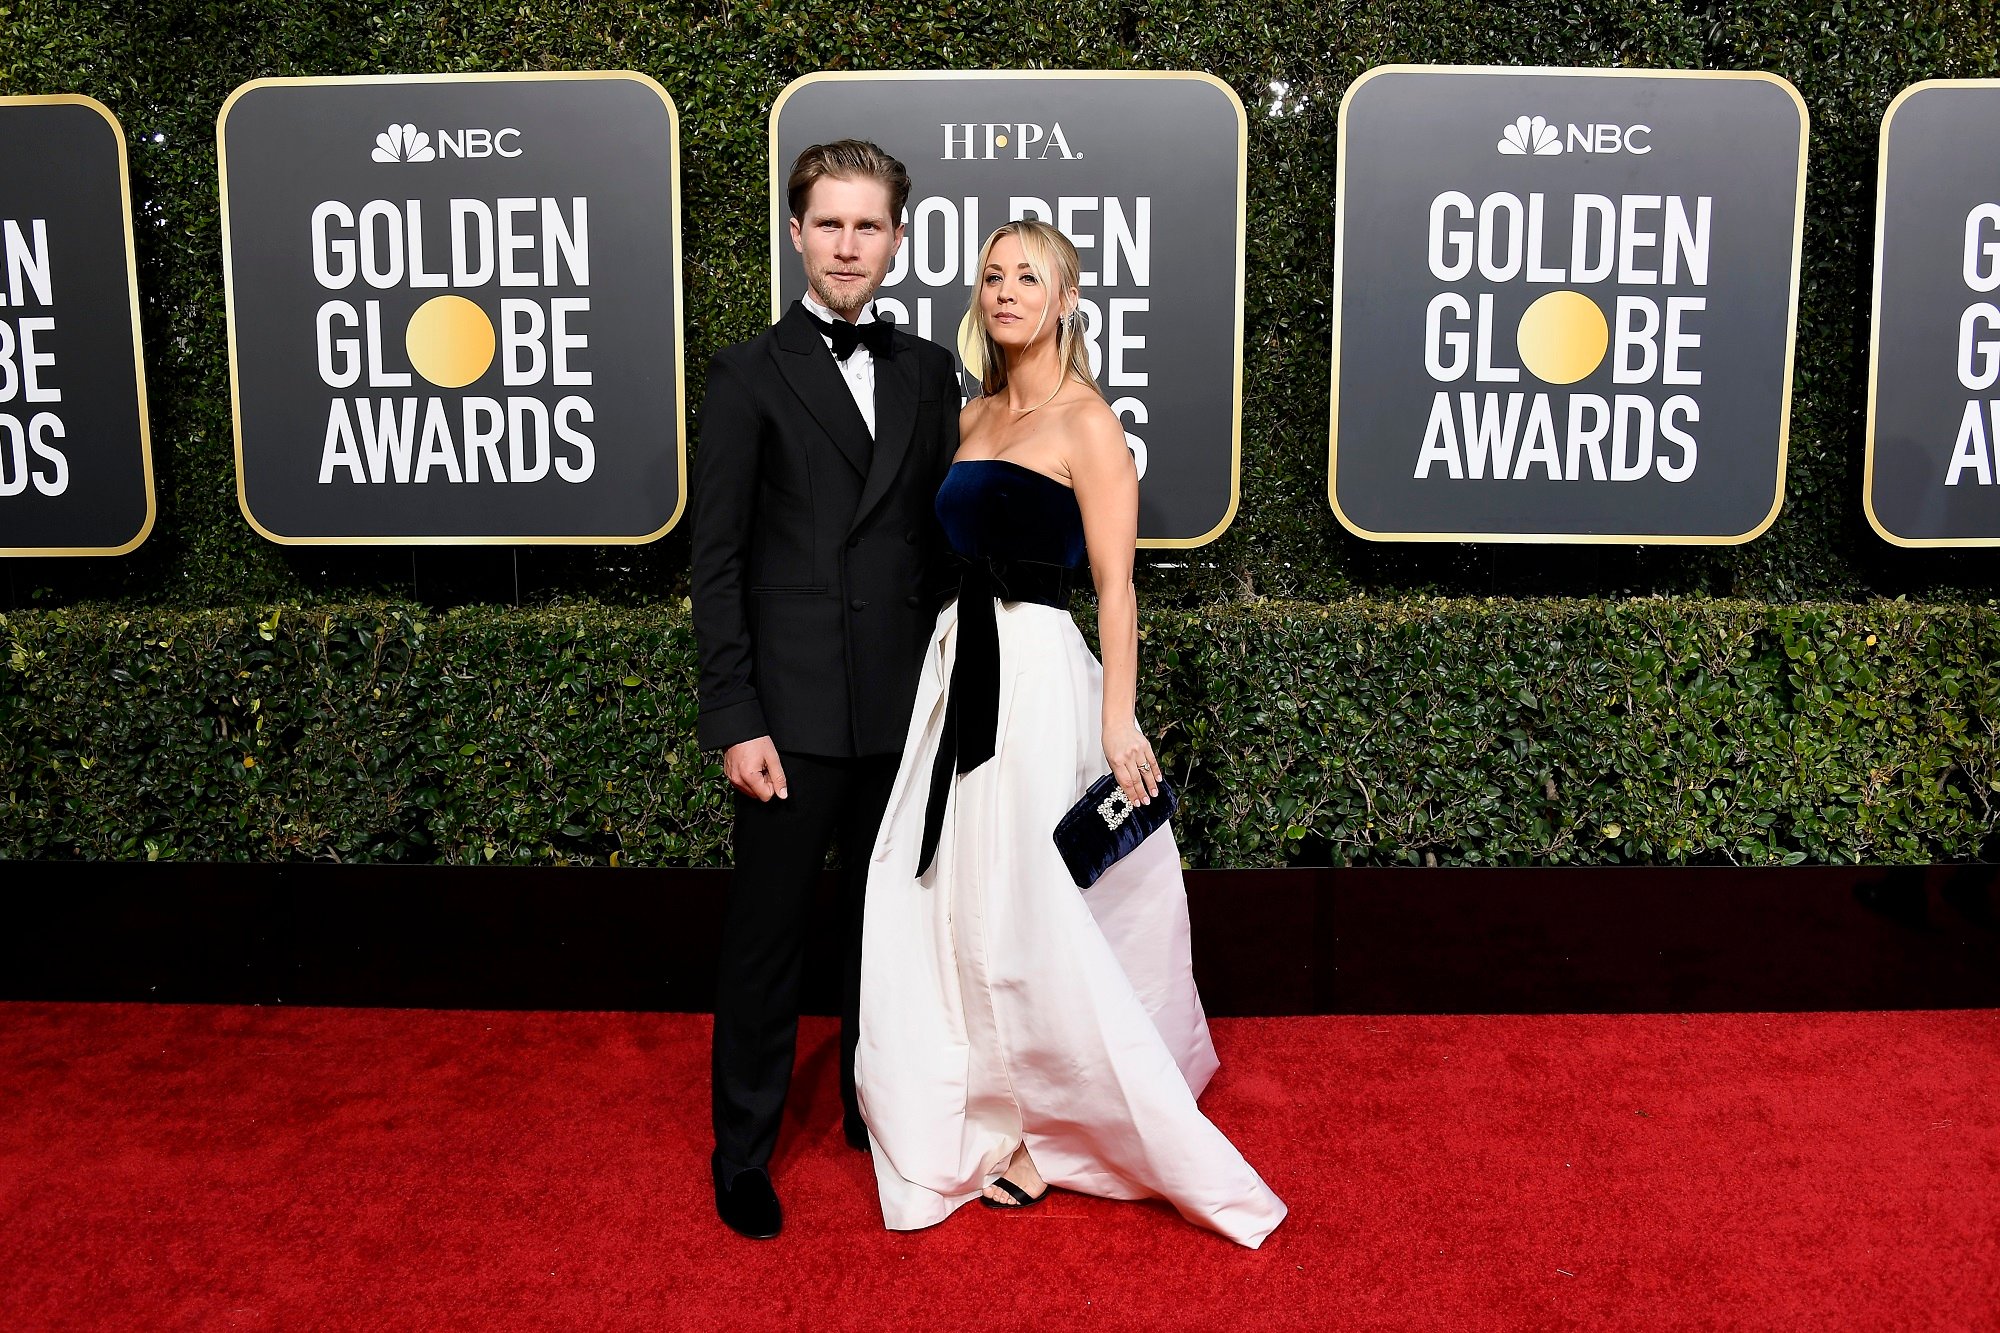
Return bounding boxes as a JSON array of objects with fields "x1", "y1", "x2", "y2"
[{"x1": 980, "y1": 1176, "x2": 1051, "y2": 1209}]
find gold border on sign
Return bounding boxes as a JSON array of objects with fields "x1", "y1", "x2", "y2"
[
  {"x1": 766, "y1": 69, "x2": 1249, "y2": 550},
  {"x1": 1326, "y1": 64, "x2": 1810, "y2": 545},
  {"x1": 1861, "y1": 78, "x2": 2000, "y2": 548},
  {"x1": 0, "y1": 93, "x2": 157, "y2": 558},
  {"x1": 216, "y1": 70, "x2": 688, "y2": 547}
]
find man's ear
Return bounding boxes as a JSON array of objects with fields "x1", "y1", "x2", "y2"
[
  {"x1": 892, "y1": 221, "x2": 907, "y2": 252},
  {"x1": 789, "y1": 215, "x2": 804, "y2": 254}
]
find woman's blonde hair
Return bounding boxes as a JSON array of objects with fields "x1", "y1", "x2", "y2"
[{"x1": 957, "y1": 218, "x2": 1099, "y2": 408}]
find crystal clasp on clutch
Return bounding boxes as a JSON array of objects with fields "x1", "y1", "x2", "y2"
[{"x1": 1097, "y1": 790, "x2": 1134, "y2": 830}]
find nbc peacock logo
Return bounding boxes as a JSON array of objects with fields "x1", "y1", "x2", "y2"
[
  {"x1": 371, "y1": 123, "x2": 435, "y2": 164},
  {"x1": 1497, "y1": 115, "x2": 1561, "y2": 156}
]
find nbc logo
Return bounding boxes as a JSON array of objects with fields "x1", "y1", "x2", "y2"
[
  {"x1": 1497, "y1": 116, "x2": 1654, "y2": 156},
  {"x1": 1498, "y1": 115, "x2": 1562, "y2": 156},
  {"x1": 372, "y1": 123, "x2": 435, "y2": 163}
]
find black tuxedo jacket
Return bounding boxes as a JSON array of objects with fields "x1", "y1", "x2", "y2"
[{"x1": 691, "y1": 302, "x2": 961, "y2": 757}]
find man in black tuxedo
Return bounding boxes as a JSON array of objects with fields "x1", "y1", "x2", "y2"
[{"x1": 690, "y1": 140, "x2": 961, "y2": 1239}]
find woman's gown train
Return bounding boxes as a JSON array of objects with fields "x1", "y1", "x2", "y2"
[{"x1": 855, "y1": 460, "x2": 1286, "y2": 1250}]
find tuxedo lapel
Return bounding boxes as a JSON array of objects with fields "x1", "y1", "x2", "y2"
[
  {"x1": 851, "y1": 335, "x2": 918, "y2": 536},
  {"x1": 774, "y1": 303, "x2": 873, "y2": 478}
]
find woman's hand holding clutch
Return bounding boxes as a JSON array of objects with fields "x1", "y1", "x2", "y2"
[{"x1": 1102, "y1": 721, "x2": 1161, "y2": 807}]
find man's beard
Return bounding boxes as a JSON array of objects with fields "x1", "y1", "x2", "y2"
[{"x1": 811, "y1": 268, "x2": 877, "y2": 316}]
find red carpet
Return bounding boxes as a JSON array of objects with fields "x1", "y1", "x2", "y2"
[{"x1": 1, "y1": 1004, "x2": 1995, "y2": 1330}]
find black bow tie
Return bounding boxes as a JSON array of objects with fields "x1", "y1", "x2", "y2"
[{"x1": 808, "y1": 307, "x2": 894, "y2": 361}]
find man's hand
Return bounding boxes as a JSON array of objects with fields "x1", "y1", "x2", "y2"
[{"x1": 725, "y1": 736, "x2": 789, "y2": 802}]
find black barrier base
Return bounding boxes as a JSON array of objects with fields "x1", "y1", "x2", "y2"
[{"x1": 3, "y1": 863, "x2": 1995, "y2": 1016}]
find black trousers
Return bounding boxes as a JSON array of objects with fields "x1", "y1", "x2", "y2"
[{"x1": 711, "y1": 749, "x2": 898, "y2": 1182}]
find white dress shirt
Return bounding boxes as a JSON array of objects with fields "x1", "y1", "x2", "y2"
[{"x1": 800, "y1": 288, "x2": 878, "y2": 438}]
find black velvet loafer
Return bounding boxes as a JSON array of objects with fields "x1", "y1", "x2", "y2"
[{"x1": 713, "y1": 1153, "x2": 782, "y2": 1239}]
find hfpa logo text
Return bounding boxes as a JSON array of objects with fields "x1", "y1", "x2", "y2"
[{"x1": 940, "y1": 123, "x2": 1081, "y2": 160}]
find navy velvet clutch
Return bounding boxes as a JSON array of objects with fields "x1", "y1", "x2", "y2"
[{"x1": 1053, "y1": 773, "x2": 1179, "y2": 889}]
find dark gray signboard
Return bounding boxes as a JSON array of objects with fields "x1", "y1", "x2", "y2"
[
  {"x1": 771, "y1": 71, "x2": 1245, "y2": 547},
  {"x1": 1329, "y1": 66, "x2": 1807, "y2": 543},
  {"x1": 1865, "y1": 80, "x2": 2000, "y2": 547},
  {"x1": 219, "y1": 72, "x2": 684, "y2": 544},
  {"x1": 0, "y1": 95, "x2": 153, "y2": 556}
]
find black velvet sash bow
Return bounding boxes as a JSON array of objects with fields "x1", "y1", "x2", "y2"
[{"x1": 915, "y1": 554, "x2": 1078, "y2": 877}]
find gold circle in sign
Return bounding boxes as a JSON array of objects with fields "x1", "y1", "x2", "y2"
[
  {"x1": 956, "y1": 305, "x2": 987, "y2": 382},
  {"x1": 995, "y1": 134, "x2": 1009, "y2": 148},
  {"x1": 1516, "y1": 290, "x2": 1609, "y2": 386},
  {"x1": 405, "y1": 295, "x2": 495, "y2": 389}
]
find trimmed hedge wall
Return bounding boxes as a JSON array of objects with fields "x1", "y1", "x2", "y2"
[
  {"x1": 4, "y1": 4, "x2": 1999, "y2": 868},
  {"x1": 7, "y1": 601, "x2": 1997, "y2": 868}
]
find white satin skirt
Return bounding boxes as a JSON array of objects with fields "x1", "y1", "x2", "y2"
[{"x1": 856, "y1": 597, "x2": 1287, "y2": 1249}]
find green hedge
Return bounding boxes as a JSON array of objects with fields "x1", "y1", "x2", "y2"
[
  {"x1": 5, "y1": 4, "x2": 1999, "y2": 868},
  {"x1": 7, "y1": 600, "x2": 1997, "y2": 867},
  {"x1": 1, "y1": 0, "x2": 1995, "y2": 609}
]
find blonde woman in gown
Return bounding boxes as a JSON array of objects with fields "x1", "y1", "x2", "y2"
[{"x1": 854, "y1": 220, "x2": 1286, "y2": 1249}]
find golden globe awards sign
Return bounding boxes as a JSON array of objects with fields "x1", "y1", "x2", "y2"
[
  {"x1": 1329, "y1": 67, "x2": 1807, "y2": 543},
  {"x1": 1865, "y1": 80, "x2": 2000, "y2": 546},
  {"x1": 219, "y1": 72, "x2": 685, "y2": 544},
  {"x1": 771, "y1": 71, "x2": 1246, "y2": 547},
  {"x1": 0, "y1": 95, "x2": 153, "y2": 556}
]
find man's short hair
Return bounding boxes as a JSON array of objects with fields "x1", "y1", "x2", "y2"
[{"x1": 786, "y1": 139, "x2": 911, "y2": 222}]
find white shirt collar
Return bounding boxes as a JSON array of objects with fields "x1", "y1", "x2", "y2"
[{"x1": 800, "y1": 287, "x2": 876, "y2": 329}]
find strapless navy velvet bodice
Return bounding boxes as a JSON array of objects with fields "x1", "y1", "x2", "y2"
[
  {"x1": 916, "y1": 459, "x2": 1087, "y2": 875},
  {"x1": 935, "y1": 459, "x2": 1086, "y2": 570}
]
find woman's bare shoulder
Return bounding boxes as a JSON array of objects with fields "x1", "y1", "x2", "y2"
[
  {"x1": 1055, "y1": 388, "x2": 1127, "y2": 454},
  {"x1": 958, "y1": 392, "x2": 996, "y2": 440}
]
